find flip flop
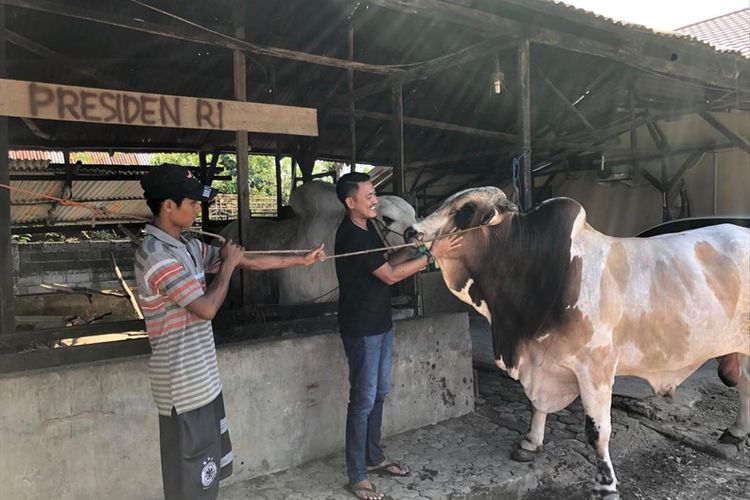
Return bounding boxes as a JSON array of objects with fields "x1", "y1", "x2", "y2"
[
  {"x1": 369, "y1": 461, "x2": 410, "y2": 477},
  {"x1": 344, "y1": 482, "x2": 383, "y2": 500}
]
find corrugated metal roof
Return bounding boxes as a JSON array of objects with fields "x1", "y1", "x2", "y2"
[
  {"x1": 9, "y1": 179, "x2": 150, "y2": 226},
  {"x1": 675, "y1": 9, "x2": 750, "y2": 57},
  {"x1": 8, "y1": 150, "x2": 158, "y2": 226},
  {"x1": 9, "y1": 150, "x2": 157, "y2": 165},
  {"x1": 517, "y1": 0, "x2": 749, "y2": 57},
  {"x1": 11, "y1": 200, "x2": 150, "y2": 226}
]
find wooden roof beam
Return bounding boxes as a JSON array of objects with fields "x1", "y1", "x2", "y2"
[
  {"x1": 698, "y1": 111, "x2": 750, "y2": 155},
  {"x1": 329, "y1": 108, "x2": 590, "y2": 150},
  {"x1": 0, "y1": 0, "x2": 404, "y2": 76},
  {"x1": 6, "y1": 29, "x2": 133, "y2": 90},
  {"x1": 327, "y1": 38, "x2": 516, "y2": 107},
  {"x1": 369, "y1": 0, "x2": 749, "y2": 92}
]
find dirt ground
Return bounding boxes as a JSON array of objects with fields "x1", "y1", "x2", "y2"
[{"x1": 520, "y1": 376, "x2": 750, "y2": 500}]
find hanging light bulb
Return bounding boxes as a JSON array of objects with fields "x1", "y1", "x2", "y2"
[{"x1": 490, "y1": 55, "x2": 504, "y2": 95}]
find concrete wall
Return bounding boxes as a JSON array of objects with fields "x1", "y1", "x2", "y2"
[
  {"x1": 420, "y1": 271, "x2": 472, "y2": 317},
  {"x1": 0, "y1": 313, "x2": 473, "y2": 500},
  {"x1": 12, "y1": 240, "x2": 136, "y2": 295},
  {"x1": 552, "y1": 111, "x2": 749, "y2": 237}
]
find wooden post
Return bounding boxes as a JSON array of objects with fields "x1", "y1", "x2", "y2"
[
  {"x1": 199, "y1": 151, "x2": 209, "y2": 232},
  {"x1": 391, "y1": 82, "x2": 405, "y2": 195},
  {"x1": 275, "y1": 151, "x2": 283, "y2": 215},
  {"x1": 0, "y1": 5, "x2": 14, "y2": 335},
  {"x1": 348, "y1": 20, "x2": 357, "y2": 172},
  {"x1": 517, "y1": 39, "x2": 532, "y2": 211},
  {"x1": 233, "y1": 5, "x2": 252, "y2": 306},
  {"x1": 291, "y1": 158, "x2": 298, "y2": 195}
]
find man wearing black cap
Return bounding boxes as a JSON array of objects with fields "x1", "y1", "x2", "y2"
[{"x1": 135, "y1": 164, "x2": 325, "y2": 500}]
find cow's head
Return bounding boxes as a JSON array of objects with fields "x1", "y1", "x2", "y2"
[
  {"x1": 405, "y1": 187, "x2": 517, "y2": 244},
  {"x1": 377, "y1": 195, "x2": 418, "y2": 246}
]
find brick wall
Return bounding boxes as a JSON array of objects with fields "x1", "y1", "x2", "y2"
[{"x1": 12, "y1": 240, "x2": 137, "y2": 295}]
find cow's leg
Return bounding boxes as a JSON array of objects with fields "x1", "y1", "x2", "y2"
[
  {"x1": 720, "y1": 353, "x2": 750, "y2": 445},
  {"x1": 718, "y1": 353, "x2": 740, "y2": 387},
  {"x1": 579, "y1": 381, "x2": 618, "y2": 499},
  {"x1": 511, "y1": 407, "x2": 547, "y2": 462}
]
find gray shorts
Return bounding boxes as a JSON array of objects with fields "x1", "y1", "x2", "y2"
[{"x1": 159, "y1": 393, "x2": 233, "y2": 500}]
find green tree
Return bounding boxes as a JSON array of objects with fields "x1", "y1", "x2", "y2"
[{"x1": 148, "y1": 153, "x2": 337, "y2": 207}]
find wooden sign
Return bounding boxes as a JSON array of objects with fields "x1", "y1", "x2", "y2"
[{"x1": 0, "y1": 79, "x2": 318, "y2": 136}]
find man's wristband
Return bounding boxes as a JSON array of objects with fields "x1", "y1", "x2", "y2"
[{"x1": 413, "y1": 245, "x2": 434, "y2": 264}]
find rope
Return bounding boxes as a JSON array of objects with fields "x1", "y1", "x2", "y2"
[
  {"x1": 511, "y1": 147, "x2": 531, "y2": 211},
  {"x1": 1, "y1": 183, "x2": 482, "y2": 260}
]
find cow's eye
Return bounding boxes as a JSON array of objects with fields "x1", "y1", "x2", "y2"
[
  {"x1": 382, "y1": 216, "x2": 394, "y2": 226},
  {"x1": 455, "y1": 203, "x2": 476, "y2": 229}
]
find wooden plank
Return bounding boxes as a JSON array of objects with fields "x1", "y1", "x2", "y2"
[
  {"x1": 391, "y1": 82, "x2": 405, "y2": 195},
  {"x1": 0, "y1": 5, "x2": 14, "y2": 335},
  {"x1": 368, "y1": 0, "x2": 749, "y2": 91},
  {"x1": 0, "y1": 319, "x2": 145, "y2": 347},
  {"x1": 110, "y1": 251, "x2": 143, "y2": 320},
  {"x1": 0, "y1": 0, "x2": 402, "y2": 76},
  {"x1": 0, "y1": 337, "x2": 150, "y2": 374},
  {"x1": 698, "y1": 111, "x2": 750, "y2": 155},
  {"x1": 517, "y1": 39, "x2": 532, "y2": 211},
  {"x1": 0, "y1": 78, "x2": 318, "y2": 136}
]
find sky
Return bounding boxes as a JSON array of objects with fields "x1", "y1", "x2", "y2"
[{"x1": 560, "y1": 0, "x2": 749, "y2": 31}]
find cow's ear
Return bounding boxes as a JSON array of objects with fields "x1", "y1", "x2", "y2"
[{"x1": 455, "y1": 202, "x2": 476, "y2": 229}]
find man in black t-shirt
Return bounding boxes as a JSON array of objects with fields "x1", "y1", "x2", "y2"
[{"x1": 334, "y1": 172, "x2": 461, "y2": 500}]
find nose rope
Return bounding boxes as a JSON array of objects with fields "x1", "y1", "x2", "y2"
[
  {"x1": 371, "y1": 217, "x2": 403, "y2": 254},
  {"x1": 0, "y1": 183, "x2": 484, "y2": 260}
]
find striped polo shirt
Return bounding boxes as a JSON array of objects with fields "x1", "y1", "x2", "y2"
[{"x1": 134, "y1": 224, "x2": 223, "y2": 416}]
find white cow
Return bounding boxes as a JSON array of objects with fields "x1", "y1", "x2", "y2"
[{"x1": 219, "y1": 181, "x2": 417, "y2": 306}]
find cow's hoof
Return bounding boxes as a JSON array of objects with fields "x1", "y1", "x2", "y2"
[
  {"x1": 719, "y1": 429, "x2": 746, "y2": 445},
  {"x1": 510, "y1": 447, "x2": 537, "y2": 462}
]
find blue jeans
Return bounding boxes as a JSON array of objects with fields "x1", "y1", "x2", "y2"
[{"x1": 341, "y1": 328, "x2": 394, "y2": 484}]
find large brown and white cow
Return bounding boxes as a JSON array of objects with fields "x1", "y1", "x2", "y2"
[
  {"x1": 220, "y1": 181, "x2": 417, "y2": 305},
  {"x1": 405, "y1": 187, "x2": 750, "y2": 499}
]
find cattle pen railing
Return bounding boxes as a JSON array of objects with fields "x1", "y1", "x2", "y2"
[
  {"x1": 0, "y1": 296, "x2": 418, "y2": 374},
  {"x1": 209, "y1": 194, "x2": 277, "y2": 219}
]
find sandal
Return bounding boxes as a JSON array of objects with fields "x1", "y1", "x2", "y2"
[
  {"x1": 369, "y1": 461, "x2": 410, "y2": 477},
  {"x1": 344, "y1": 482, "x2": 383, "y2": 500}
]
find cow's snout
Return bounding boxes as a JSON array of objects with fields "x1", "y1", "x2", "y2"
[{"x1": 403, "y1": 227, "x2": 422, "y2": 243}]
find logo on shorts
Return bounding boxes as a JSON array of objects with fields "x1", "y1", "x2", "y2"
[{"x1": 201, "y1": 458, "x2": 218, "y2": 489}]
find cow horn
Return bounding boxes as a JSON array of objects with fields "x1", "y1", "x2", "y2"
[{"x1": 481, "y1": 208, "x2": 498, "y2": 225}]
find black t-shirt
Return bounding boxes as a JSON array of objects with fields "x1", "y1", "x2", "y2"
[{"x1": 335, "y1": 216, "x2": 393, "y2": 337}]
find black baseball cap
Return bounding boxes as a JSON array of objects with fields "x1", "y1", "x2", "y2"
[{"x1": 140, "y1": 164, "x2": 218, "y2": 202}]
